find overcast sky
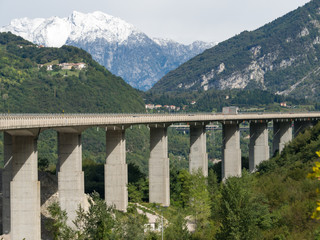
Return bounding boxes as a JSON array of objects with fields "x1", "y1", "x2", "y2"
[{"x1": 0, "y1": 0, "x2": 311, "y2": 44}]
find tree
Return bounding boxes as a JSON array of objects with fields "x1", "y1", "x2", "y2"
[
  {"x1": 307, "y1": 151, "x2": 320, "y2": 220},
  {"x1": 217, "y1": 171, "x2": 271, "y2": 240},
  {"x1": 164, "y1": 211, "x2": 190, "y2": 240},
  {"x1": 74, "y1": 192, "x2": 116, "y2": 239},
  {"x1": 115, "y1": 205, "x2": 148, "y2": 240},
  {"x1": 188, "y1": 170, "x2": 211, "y2": 229},
  {"x1": 188, "y1": 170, "x2": 215, "y2": 239},
  {"x1": 46, "y1": 202, "x2": 76, "y2": 240},
  {"x1": 38, "y1": 157, "x2": 49, "y2": 171},
  {"x1": 52, "y1": 64, "x2": 61, "y2": 71}
]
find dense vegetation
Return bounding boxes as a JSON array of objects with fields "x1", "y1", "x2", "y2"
[
  {"x1": 0, "y1": 32, "x2": 144, "y2": 113},
  {"x1": 150, "y1": 0, "x2": 320, "y2": 101},
  {"x1": 52, "y1": 122, "x2": 320, "y2": 240}
]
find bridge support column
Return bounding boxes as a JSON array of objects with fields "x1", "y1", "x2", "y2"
[
  {"x1": 57, "y1": 130, "x2": 85, "y2": 226},
  {"x1": 149, "y1": 125, "x2": 170, "y2": 206},
  {"x1": 105, "y1": 127, "x2": 128, "y2": 211},
  {"x1": 273, "y1": 121, "x2": 292, "y2": 155},
  {"x1": 3, "y1": 130, "x2": 40, "y2": 240},
  {"x1": 294, "y1": 120, "x2": 316, "y2": 137},
  {"x1": 189, "y1": 124, "x2": 208, "y2": 176},
  {"x1": 249, "y1": 121, "x2": 269, "y2": 172},
  {"x1": 222, "y1": 122, "x2": 241, "y2": 180},
  {"x1": 2, "y1": 132, "x2": 12, "y2": 236}
]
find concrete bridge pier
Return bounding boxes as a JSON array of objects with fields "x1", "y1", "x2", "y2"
[
  {"x1": 189, "y1": 124, "x2": 208, "y2": 176},
  {"x1": 105, "y1": 126, "x2": 128, "y2": 211},
  {"x1": 3, "y1": 130, "x2": 40, "y2": 240},
  {"x1": 149, "y1": 125, "x2": 170, "y2": 206},
  {"x1": 57, "y1": 128, "x2": 86, "y2": 226},
  {"x1": 294, "y1": 119, "x2": 316, "y2": 137},
  {"x1": 273, "y1": 121, "x2": 292, "y2": 155},
  {"x1": 222, "y1": 122, "x2": 241, "y2": 180},
  {"x1": 249, "y1": 121, "x2": 269, "y2": 172}
]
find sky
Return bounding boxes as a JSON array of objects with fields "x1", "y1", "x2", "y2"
[{"x1": 0, "y1": 0, "x2": 311, "y2": 44}]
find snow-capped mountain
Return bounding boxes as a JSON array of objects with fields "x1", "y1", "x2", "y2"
[{"x1": 1, "y1": 11, "x2": 215, "y2": 90}]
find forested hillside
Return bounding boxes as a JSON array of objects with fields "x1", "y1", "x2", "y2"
[
  {"x1": 151, "y1": 0, "x2": 320, "y2": 101},
  {"x1": 0, "y1": 32, "x2": 144, "y2": 113}
]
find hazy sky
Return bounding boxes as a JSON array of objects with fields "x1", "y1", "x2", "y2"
[{"x1": 0, "y1": 0, "x2": 311, "y2": 44}]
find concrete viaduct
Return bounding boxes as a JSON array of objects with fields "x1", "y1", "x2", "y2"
[{"x1": 1, "y1": 112, "x2": 319, "y2": 239}]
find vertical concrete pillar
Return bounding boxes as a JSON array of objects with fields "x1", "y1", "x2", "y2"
[
  {"x1": 189, "y1": 124, "x2": 208, "y2": 176},
  {"x1": 105, "y1": 127, "x2": 128, "y2": 211},
  {"x1": 3, "y1": 131, "x2": 40, "y2": 240},
  {"x1": 273, "y1": 121, "x2": 292, "y2": 155},
  {"x1": 2, "y1": 132, "x2": 12, "y2": 235},
  {"x1": 294, "y1": 120, "x2": 315, "y2": 137},
  {"x1": 57, "y1": 131, "x2": 85, "y2": 226},
  {"x1": 249, "y1": 121, "x2": 269, "y2": 172},
  {"x1": 222, "y1": 122, "x2": 241, "y2": 180},
  {"x1": 149, "y1": 125, "x2": 170, "y2": 206}
]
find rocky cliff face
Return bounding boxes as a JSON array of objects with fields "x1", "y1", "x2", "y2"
[
  {"x1": 0, "y1": 11, "x2": 215, "y2": 90},
  {"x1": 151, "y1": 0, "x2": 320, "y2": 100}
]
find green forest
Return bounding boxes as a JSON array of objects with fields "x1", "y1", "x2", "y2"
[
  {"x1": 47, "y1": 123, "x2": 320, "y2": 239},
  {"x1": 0, "y1": 32, "x2": 144, "y2": 113}
]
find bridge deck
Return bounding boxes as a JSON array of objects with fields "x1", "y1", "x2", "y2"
[{"x1": 0, "y1": 112, "x2": 319, "y2": 131}]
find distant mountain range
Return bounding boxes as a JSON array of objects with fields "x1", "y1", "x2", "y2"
[
  {"x1": 0, "y1": 11, "x2": 215, "y2": 90},
  {"x1": 151, "y1": 0, "x2": 320, "y2": 100}
]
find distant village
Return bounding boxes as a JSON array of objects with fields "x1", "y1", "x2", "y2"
[
  {"x1": 146, "y1": 101, "x2": 290, "y2": 113},
  {"x1": 16, "y1": 44, "x2": 87, "y2": 71},
  {"x1": 38, "y1": 62, "x2": 87, "y2": 71},
  {"x1": 145, "y1": 101, "x2": 197, "y2": 112}
]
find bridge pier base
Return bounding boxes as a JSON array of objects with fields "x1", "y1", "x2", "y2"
[
  {"x1": 3, "y1": 131, "x2": 40, "y2": 240},
  {"x1": 149, "y1": 125, "x2": 170, "y2": 206},
  {"x1": 189, "y1": 124, "x2": 208, "y2": 176},
  {"x1": 273, "y1": 121, "x2": 292, "y2": 155},
  {"x1": 222, "y1": 123, "x2": 241, "y2": 180},
  {"x1": 105, "y1": 127, "x2": 128, "y2": 211},
  {"x1": 249, "y1": 121, "x2": 269, "y2": 172},
  {"x1": 57, "y1": 131, "x2": 85, "y2": 226}
]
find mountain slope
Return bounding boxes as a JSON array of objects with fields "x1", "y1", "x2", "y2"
[
  {"x1": 0, "y1": 11, "x2": 215, "y2": 90},
  {"x1": 151, "y1": 0, "x2": 320, "y2": 100},
  {"x1": 0, "y1": 32, "x2": 144, "y2": 113}
]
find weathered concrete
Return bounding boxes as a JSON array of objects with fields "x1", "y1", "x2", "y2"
[
  {"x1": 249, "y1": 121, "x2": 269, "y2": 172},
  {"x1": 149, "y1": 125, "x2": 170, "y2": 206},
  {"x1": 294, "y1": 120, "x2": 316, "y2": 137},
  {"x1": 105, "y1": 127, "x2": 128, "y2": 211},
  {"x1": 57, "y1": 130, "x2": 85, "y2": 226},
  {"x1": 189, "y1": 124, "x2": 208, "y2": 176},
  {"x1": 273, "y1": 121, "x2": 292, "y2": 155},
  {"x1": 222, "y1": 123, "x2": 241, "y2": 180},
  {"x1": 4, "y1": 131, "x2": 41, "y2": 240},
  {"x1": 2, "y1": 133, "x2": 12, "y2": 236}
]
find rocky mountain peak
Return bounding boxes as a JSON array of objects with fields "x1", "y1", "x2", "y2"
[{"x1": 0, "y1": 11, "x2": 215, "y2": 90}]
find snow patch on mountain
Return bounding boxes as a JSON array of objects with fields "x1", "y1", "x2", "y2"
[{"x1": 0, "y1": 11, "x2": 215, "y2": 90}]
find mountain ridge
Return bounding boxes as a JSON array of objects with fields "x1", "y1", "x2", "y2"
[
  {"x1": 0, "y1": 11, "x2": 215, "y2": 90},
  {"x1": 151, "y1": 0, "x2": 320, "y2": 100}
]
